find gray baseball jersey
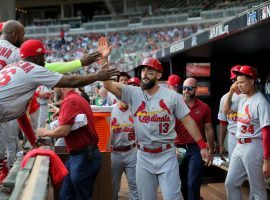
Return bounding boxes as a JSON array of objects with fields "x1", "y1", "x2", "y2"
[
  {"x1": 0, "y1": 39, "x2": 20, "y2": 70},
  {"x1": 235, "y1": 91, "x2": 270, "y2": 138},
  {"x1": 122, "y1": 85, "x2": 189, "y2": 146},
  {"x1": 218, "y1": 93, "x2": 240, "y2": 134},
  {"x1": 110, "y1": 104, "x2": 136, "y2": 147},
  {"x1": 0, "y1": 61, "x2": 63, "y2": 122},
  {"x1": 36, "y1": 85, "x2": 50, "y2": 105},
  {"x1": 106, "y1": 92, "x2": 118, "y2": 106}
]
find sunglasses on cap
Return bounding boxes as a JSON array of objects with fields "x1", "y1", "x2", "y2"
[{"x1": 182, "y1": 86, "x2": 196, "y2": 91}]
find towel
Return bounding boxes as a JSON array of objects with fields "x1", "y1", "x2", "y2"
[{"x1": 21, "y1": 148, "x2": 68, "y2": 188}]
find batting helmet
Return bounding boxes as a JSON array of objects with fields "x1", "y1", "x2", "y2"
[
  {"x1": 230, "y1": 65, "x2": 241, "y2": 80},
  {"x1": 167, "y1": 74, "x2": 181, "y2": 87},
  {"x1": 233, "y1": 65, "x2": 257, "y2": 80},
  {"x1": 128, "y1": 77, "x2": 141, "y2": 86},
  {"x1": 138, "y1": 58, "x2": 163, "y2": 72}
]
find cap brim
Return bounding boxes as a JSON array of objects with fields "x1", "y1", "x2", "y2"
[
  {"x1": 137, "y1": 65, "x2": 162, "y2": 72},
  {"x1": 44, "y1": 49, "x2": 54, "y2": 53},
  {"x1": 233, "y1": 70, "x2": 255, "y2": 79}
]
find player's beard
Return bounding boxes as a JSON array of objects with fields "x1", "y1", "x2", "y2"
[
  {"x1": 184, "y1": 93, "x2": 195, "y2": 101},
  {"x1": 141, "y1": 77, "x2": 156, "y2": 90}
]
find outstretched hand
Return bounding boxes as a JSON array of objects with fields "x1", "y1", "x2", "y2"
[
  {"x1": 80, "y1": 51, "x2": 101, "y2": 66},
  {"x1": 98, "y1": 36, "x2": 112, "y2": 58},
  {"x1": 96, "y1": 67, "x2": 119, "y2": 81}
]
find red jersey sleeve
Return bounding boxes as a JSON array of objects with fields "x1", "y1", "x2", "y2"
[{"x1": 58, "y1": 100, "x2": 78, "y2": 125}]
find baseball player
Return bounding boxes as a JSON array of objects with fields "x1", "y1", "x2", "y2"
[
  {"x1": 218, "y1": 65, "x2": 241, "y2": 159},
  {"x1": 223, "y1": 65, "x2": 270, "y2": 199},
  {"x1": 110, "y1": 100, "x2": 138, "y2": 200},
  {"x1": 100, "y1": 34, "x2": 210, "y2": 200},
  {"x1": 107, "y1": 72, "x2": 131, "y2": 106},
  {"x1": 127, "y1": 77, "x2": 140, "y2": 87},
  {"x1": 0, "y1": 20, "x2": 25, "y2": 183},
  {"x1": 167, "y1": 74, "x2": 181, "y2": 93}
]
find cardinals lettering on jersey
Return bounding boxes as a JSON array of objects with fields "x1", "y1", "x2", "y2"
[
  {"x1": 134, "y1": 100, "x2": 171, "y2": 124},
  {"x1": 111, "y1": 117, "x2": 135, "y2": 134},
  {"x1": 0, "y1": 47, "x2": 12, "y2": 59}
]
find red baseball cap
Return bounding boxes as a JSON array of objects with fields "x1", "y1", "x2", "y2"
[
  {"x1": 230, "y1": 65, "x2": 241, "y2": 80},
  {"x1": 167, "y1": 74, "x2": 181, "y2": 87},
  {"x1": 0, "y1": 22, "x2": 4, "y2": 32},
  {"x1": 20, "y1": 39, "x2": 52, "y2": 59},
  {"x1": 233, "y1": 65, "x2": 257, "y2": 80},
  {"x1": 128, "y1": 77, "x2": 141, "y2": 86},
  {"x1": 138, "y1": 58, "x2": 163, "y2": 72}
]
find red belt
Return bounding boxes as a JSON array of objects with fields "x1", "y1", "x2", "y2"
[
  {"x1": 113, "y1": 143, "x2": 136, "y2": 152},
  {"x1": 138, "y1": 144, "x2": 171, "y2": 154},
  {"x1": 238, "y1": 138, "x2": 252, "y2": 144}
]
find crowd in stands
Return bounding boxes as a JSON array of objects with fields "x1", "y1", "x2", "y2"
[{"x1": 41, "y1": 24, "x2": 206, "y2": 73}]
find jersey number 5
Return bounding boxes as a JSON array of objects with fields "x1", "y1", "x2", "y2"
[
  {"x1": 0, "y1": 68, "x2": 16, "y2": 86},
  {"x1": 159, "y1": 123, "x2": 169, "y2": 134}
]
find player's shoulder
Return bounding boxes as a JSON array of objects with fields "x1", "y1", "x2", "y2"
[
  {"x1": 255, "y1": 91, "x2": 269, "y2": 103},
  {"x1": 0, "y1": 39, "x2": 18, "y2": 50}
]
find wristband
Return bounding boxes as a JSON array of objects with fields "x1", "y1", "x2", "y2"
[{"x1": 197, "y1": 138, "x2": 207, "y2": 149}]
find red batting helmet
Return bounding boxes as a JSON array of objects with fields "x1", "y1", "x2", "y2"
[
  {"x1": 230, "y1": 65, "x2": 241, "y2": 80},
  {"x1": 138, "y1": 58, "x2": 163, "y2": 72},
  {"x1": 167, "y1": 74, "x2": 181, "y2": 87},
  {"x1": 128, "y1": 77, "x2": 140, "y2": 86},
  {"x1": 233, "y1": 65, "x2": 257, "y2": 80},
  {"x1": 0, "y1": 22, "x2": 4, "y2": 33}
]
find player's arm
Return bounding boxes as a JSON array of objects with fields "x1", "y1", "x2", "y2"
[
  {"x1": 45, "y1": 52, "x2": 101, "y2": 74},
  {"x1": 204, "y1": 122, "x2": 215, "y2": 164},
  {"x1": 17, "y1": 113, "x2": 37, "y2": 146},
  {"x1": 98, "y1": 36, "x2": 123, "y2": 99},
  {"x1": 55, "y1": 67, "x2": 118, "y2": 88},
  {"x1": 37, "y1": 125, "x2": 71, "y2": 138},
  {"x1": 262, "y1": 126, "x2": 270, "y2": 178},
  {"x1": 180, "y1": 114, "x2": 211, "y2": 166},
  {"x1": 223, "y1": 82, "x2": 238, "y2": 114},
  {"x1": 218, "y1": 120, "x2": 228, "y2": 159}
]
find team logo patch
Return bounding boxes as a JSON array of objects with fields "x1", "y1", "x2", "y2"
[{"x1": 36, "y1": 47, "x2": 43, "y2": 53}]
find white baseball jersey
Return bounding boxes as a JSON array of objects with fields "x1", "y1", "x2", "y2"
[
  {"x1": 218, "y1": 93, "x2": 240, "y2": 134},
  {"x1": 0, "y1": 39, "x2": 20, "y2": 70},
  {"x1": 106, "y1": 92, "x2": 118, "y2": 106},
  {"x1": 110, "y1": 104, "x2": 136, "y2": 147},
  {"x1": 122, "y1": 85, "x2": 190, "y2": 146},
  {"x1": 235, "y1": 91, "x2": 270, "y2": 138},
  {"x1": 0, "y1": 61, "x2": 63, "y2": 122},
  {"x1": 36, "y1": 85, "x2": 50, "y2": 105}
]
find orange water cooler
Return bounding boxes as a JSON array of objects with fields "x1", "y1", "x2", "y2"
[{"x1": 91, "y1": 106, "x2": 112, "y2": 152}]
